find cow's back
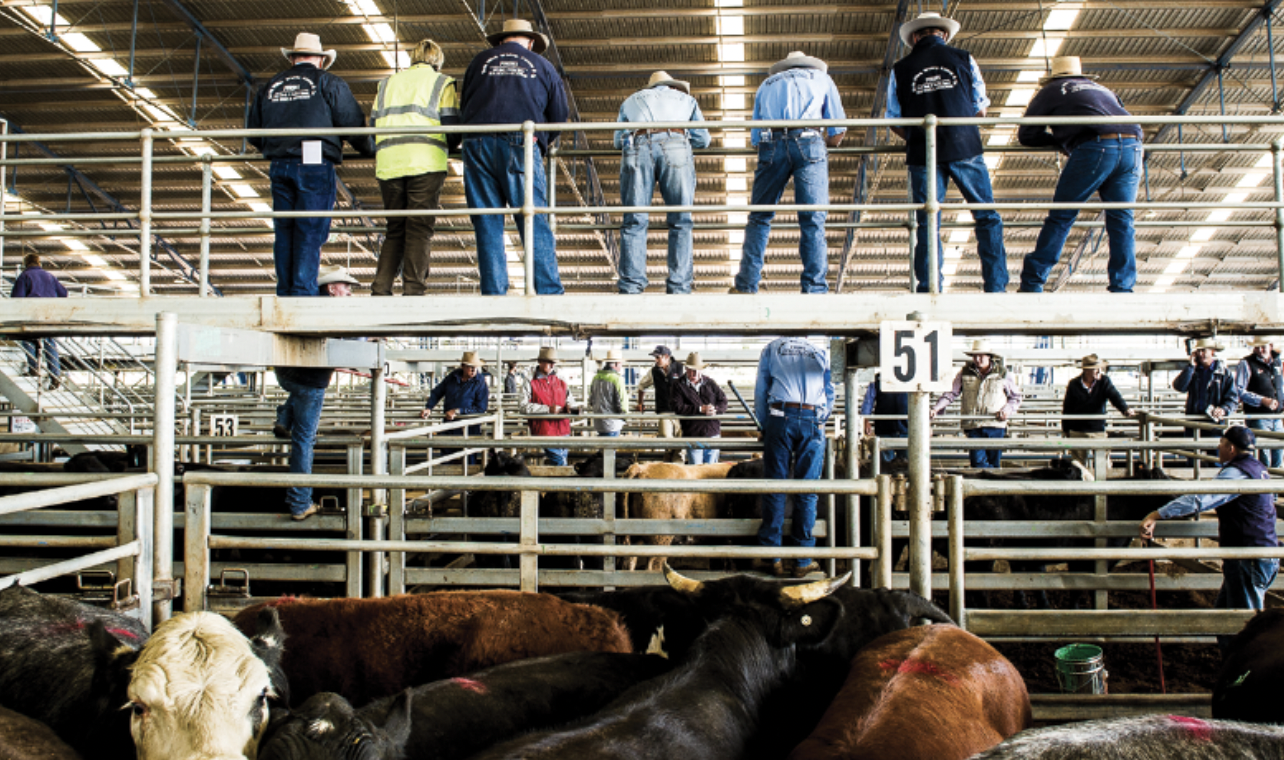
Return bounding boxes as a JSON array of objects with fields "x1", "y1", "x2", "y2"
[
  {"x1": 1213, "y1": 608, "x2": 1284, "y2": 723},
  {"x1": 789, "y1": 625, "x2": 1030, "y2": 760},
  {"x1": 233, "y1": 591, "x2": 632, "y2": 706},
  {"x1": 0, "y1": 705, "x2": 83, "y2": 760}
]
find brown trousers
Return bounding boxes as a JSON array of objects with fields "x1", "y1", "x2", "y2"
[{"x1": 374, "y1": 171, "x2": 446, "y2": 295}]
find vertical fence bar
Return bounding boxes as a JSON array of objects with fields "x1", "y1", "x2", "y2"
[
  {"x1": 547, "y1": 144, "x2": 558, "y2": 235},
  {"x1": 845, "y1": 366, "x2": 860, "y2": 587},
  {"x1": 1270, "y1": 13, "x2": 1280, "y2": 110},
  {"x1": 117, "y1": 489, "x2": 137, "y2": 592},
  {"x1": 0, "y1": 118, "x2": 7, "y2": 279},
  {"x1": 522, "y1": 120, "x2": 536, "y2": 295},
  {"x1": 388, "y1": 444, "x2": 406, "y2": 596},
  {"x1": 603, "y1": 447, "x2": 616, "y2": 589},
  {"x1": 183, "y1": 482, "x2": 212, "y2": 613},
  {"x1": 345, "y1": 441, "x2": 364, "y2": 597},
  {"x1": 199, "y1": 156, "x2": 212, "y2": 297},
  {"x1": 824, "y1": 436, "x2": 837, "y2": 578},
  {"x1": 368, "y1": 364, "x2": 388, "y2": 598},
  {"x1": 876, "y1": 473, "x2": 893, "y2": 589},
  {"x1": 948, "y1": 474, "x2": 964, "y2": 628},
  {"x1": 139, "y1": 129, "x2": 154, "y2": 294},
  {"x1": 907, "y1": 390, "x2": 932, "y2": 598},
  {"x1": 923, "y1": 114, "x2": 940, "y2": 295},
  {"x1": 1274, "y1": 138, "x2": 1284, "y2": 292},
  {"x1": 127, "y1": 0, "x2": 140, "y2": 85},
  {"x1": 1093, "y1": 443, "x2": 1109, "y2": 611},
  {"x1": 132, "y1": 486, "x2": 154, "y2": 630},
  {"x1": 519, "y1": 489, "x2": 539, "y2": 592},
  {"x1": 153, "y1": 311, "x2": 177, "y2": 622}
]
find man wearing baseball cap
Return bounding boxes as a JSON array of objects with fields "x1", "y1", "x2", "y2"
[
  {"x1": 637, "y1": 345, "x2": 685, "y2": 450},
  {"x1": 1141, "y1": 425, "x2": 1278, "y2": 647}
]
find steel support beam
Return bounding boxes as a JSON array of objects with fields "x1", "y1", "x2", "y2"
[{"x1": 153, "y1": 0, "x2": 255, "y2": 86}]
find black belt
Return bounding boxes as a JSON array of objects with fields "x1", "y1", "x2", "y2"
[{"x1": 771, "y1": 402, "x2": 815, "y2": 410}]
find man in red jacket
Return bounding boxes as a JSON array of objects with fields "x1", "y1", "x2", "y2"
[{"x1": 518, "y1": 346, "x2": 579, "y2": 466}]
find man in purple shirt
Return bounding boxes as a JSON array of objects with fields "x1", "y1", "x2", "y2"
[
  {"x1": 10, "y1": 253, "x2": 68, "y2": 388},
  {"x1": 931, "y1": 339, "x2": 1022, "y2": 468}
]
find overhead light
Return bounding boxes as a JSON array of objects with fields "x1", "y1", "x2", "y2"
[
  {"x1": 944, "y1": 246, "x2": 963, "y2": 260},
  {"x1": 229, "y1": 184, "x2": 259, "y2": 198},
  {"x1": 987, "y1": 132, "x2": 1012, "y2": 146},
  {"x1": 727, "y1": 176, "x2": 748, "y2": 192},
  {"x1": 728, "y1": 230, "x2": 745, "y2": 244},
  {"x1": 1153, "y1": 275, "x2": 1177, "y2": 288},
  {"x1": 62, "y1": 239, "x2": 88, "y2": 251},
  {"x1": 727, "y1": 212, "x2": 748, "y2": 225},
  {"x1": 91, "y1": 59, "x2": 128, "y2": 77},
  {"x1": 1175, "y1": 245, "x2": 1201, "y2": 259},
  {"x1": 724, "y1": 134, "x2": 748, "y2": 148},
  {"x1": 1206, "y1": 209, "x2": 1233, "y2": 223},
  {"x1": 1028, "y1": 36, "x2": 1065, "y2": 58},
  {"x1": 19, "y1": 5, "x2": 60, "y2": 25},
  {"x1": 1236, "y1": 172, "x2": 1268, "y2": 188},
  {"x1": 1043, "y1": 9, "x2": 1080, "y2": 30},
  {"x1": 715, "y1": 0, "x2": 744, "y2": 7},
  {"x1": 382, "y1": 50, "x2": 411, "y2": 69},
  {"x1": 717, "y1": 43, "x2": 745, "y2": 62},
  {"x1": 1255, "y1": 153, "x2": 1274, "y2": 169},
  {"x1": 81, "y1": 253, "x2": 109, "y2": 267},
  {"x1": 1005, "y1": 89, "x2": 1036, "y2": 108},
  {"x1": 345, "y1": 0, "x2": 382, "y2": 14},
  {"x1": 724, "y1": 157, "x2": 747, "y2": 172},
  {"x1": 720, "y1": 75, "x2": 745, "y2": 87},
  {"x1": 248, "y1": 201, "x2": 272, "y2": 213},
  {"x1": 1016, "y1": 70, "x2": 1044, "y2": 83},
  {"x1": 947, "y1": 229, "x2": 970, "y2": 244},
  {"x1": 1163, "y1": 260, "x2": 1189, "y2": 275},
  {"x1": 101, "y1": 269, "x2": 127, "y2": 281},
  {"x1": 62, "y1": 33, "x2": 100, "y2": 52},
  {"x1": 942, "y1": 261, "x2": 959, "y2": 275},
  {"x1": 723, "y1": 93, "x2": 746, "y2": 110},
  {"x1": 363, "y1": 23, "x2": 396, "y2": 42},
  {"x1": 37, "y1": 222, "x2": 65, "y2": 232},
  {"x1": 1190, "y1": 227, "x2": 1216, "y2": 242},
  {"x1": 983, "y1": 155, "x2": 1002, "y2": 170},
  {"x1": 213, "y1": 166, "x2": 241, "y2": 180},
  {"x1": 716, "y1": 16, "x2": 744, "y2": 35}
]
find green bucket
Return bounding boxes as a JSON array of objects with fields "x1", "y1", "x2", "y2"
[{"x1": 1054, "y1": 643, "x2": 1106, "y2": 694}]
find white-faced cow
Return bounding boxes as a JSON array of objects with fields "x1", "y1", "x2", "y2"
[{"x1": 970, "y1": 715, "x2": 1284, "y2": 759}]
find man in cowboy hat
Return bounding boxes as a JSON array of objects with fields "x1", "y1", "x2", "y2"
[
  {"x1": 1018, "y1": 57, "x2": 1143, "y2": 294},
  {"x1": 460, "y1": 19, "x2": 568, "y2": 296},
  {"x1": 589, "y1": 350, "x2": 630, "y2": 436},
  {"x1": 931, "y1": 339, "x2": 1023, "y2": 469},
  {"x1": 671, "y1": 352, "x2": 728, "y2": 464},
  {"x1": 1175, "y1": 338, "x2": 1238, "y2": 423},
  {"x1": 1140, "y1": 425, "x2": 1278, "y2": 650},
  {"x1": 519, "y1": 346, "x2": 580, "y2": 466},
  {"x1": 248, "y1": 33, "x2": 374, "y2": 297},
  {"x1": 371, "y1": 39, "x2": 461, "y2": 297},
  {"x1": 614, "y1": 72, "x2": 711, "y2": 294},
  {"x1": 887, "y1": 12, "x2": 1007, "y2": 294},
  {"x1": 1235, "y1": 337, "x2": 1283, "y2": 468},
  {"x1": 421, "y1": 351, "x2": 491, "y2": 464},
  {"x1": 1061, "y1": 353, "x2": 1136, "y2": 466},
  {"x1": 732, "y1": 51, "x2": 846, "y2": 295},
  {"x1": 272, "y1": 265, "x2": 361, "y2": 520}
]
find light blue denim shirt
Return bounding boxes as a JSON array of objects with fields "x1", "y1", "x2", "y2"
[
  {"x1": 750, "y1": 67, "x2": 847, "y2": 146},
  {"x1": 1157, "y1": 463, "x2": 1251, "y2": 520},
  {"x1": 885, "y1": 56, "x2": 990, "y2": 118},
  {"x1": 613, "y1": 86, "x2": 711, "y2": 149},
  {"x1": 755, "y1": 337, "x2": 835, "y2": 423}
]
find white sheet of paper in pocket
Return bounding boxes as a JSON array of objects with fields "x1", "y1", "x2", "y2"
[{"x1": 302, "y1": 140, "x2": 323, "y2": 165}]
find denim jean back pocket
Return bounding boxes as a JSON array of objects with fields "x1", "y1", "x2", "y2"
[
  {"x1": 662, "y1": 138, "x2": 692, "y2": 169},
  {"x1": 797, "y1": 134, "x2": 827, "y2": 164}
]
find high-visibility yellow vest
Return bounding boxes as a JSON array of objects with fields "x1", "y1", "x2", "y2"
[{"x1": 371, "y1": 63, "x2": 458, "y2": 180}]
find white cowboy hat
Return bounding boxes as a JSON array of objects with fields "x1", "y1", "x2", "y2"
[
  {"x1": 769, "y1": 51, "x2": 828, "y2": 77},
  {"x1": 600, "y1": 349, "x2": 625, "y2": 364},
  {"x1": 282, "y1": 33, "x2": 337, "y2": 70},
  {"x1": 963, "y1": 339, "x2": 1002, "y2": 359},
  {"x1": 1190, "y1": 337, "x2": 1224, "y2": 353},
  {"x1": 486, "y1": 19, "x2": 549, "y2": 54},
  {"x1": 316, "y1": 264, "x2": 359, "y2": 286},
  {"x1": 1249, "y1": 336, "x2": 1277, "y2": 348},
  {"x1": 1078, "y1": 354, "x2": 1108, "y2": 370},
  {"x1": 684, "y1": 352, "x2": 708, "y2": 370},
  {"x1": 899, "y1": 12, "x2": 962, "y2": 47},
  {"x1": 1040, "y1": 56, "x2": 1098, "y2": 84},
  {"x1": 647, "y1": 70, "x2": 690, "y2": 95},
  {"x1": 536, "y1": 346, "x2": 559, "y2": 363},
  {"x1": 460, "y1": 351, "x2": 485, "y2": 368}
]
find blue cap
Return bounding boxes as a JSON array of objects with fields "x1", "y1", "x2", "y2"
[{"x1": 1224, "y1": 425, "x2": 1256, "y2": 451}]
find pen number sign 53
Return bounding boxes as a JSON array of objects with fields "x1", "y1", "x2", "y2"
[{"x1": 879, "y1": 321, "x2": 953, "y2": 393}]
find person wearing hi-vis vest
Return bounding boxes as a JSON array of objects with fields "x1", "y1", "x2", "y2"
[
  {"x1": 370, "y1": 40, "x2": 460, "y2": 296},
  {"x1": 931, "y1": 339, "x2": 1023, "y2": 469}
]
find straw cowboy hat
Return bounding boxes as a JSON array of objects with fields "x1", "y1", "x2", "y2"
[
  {"x1": 684, "y1": 352, "x2": 708, "y2": 370},
  {"x1": 486, "y1": 19, "x2": 549, "y2": 54},
  {"x1": 281, "y1": 33, "x2": 337, "y2": 70},
  {"x1": 1249, "y1": 336, "x2": 1277, "y2": 348},
  {"x1": 459, "y1": 351, "x2": 485, "y2": 369},
  {"x1": 316, "y1": 264, "x2": 359, "y2": 286},
  {"x1": 1078, "y1": 354, "x2": 1108, "y2": 370},
  {"x1": 1040, "y1": 56, "x2": 1098, "y2": 84},
  {"x1": 1189, "y1": 337, "x2": 1225, "y2": 353},
  {"x1": 536, "y1": 346, "x2": 559, "y2": 363},
  {"x1": 769, "y1": 51, "x2": 828, "y2": 77},
  {"x1": 600, "y1": 349, "x2": 625, "y2": 364},
  {"x1": 963, "y1": 339, "x2": 1002, "y2": 359},
  {"x1": 899, "y1": 11, "x2": 962, "y2": 47},
  {"x1": 647, "y1": 70, "x2": 690, "y2": 95}
]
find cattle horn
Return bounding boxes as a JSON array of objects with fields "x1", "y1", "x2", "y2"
[
  {"x1": 779, "y1": 572, "x2": 852, "y2": 608},
  {"x1": 663, "y1": 563, "x2": 704, "y2": 595}
]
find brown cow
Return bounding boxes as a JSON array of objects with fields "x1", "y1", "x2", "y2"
[
  {"x1": 621, "y1": 461, "x2": 735, "y2": 572},
  {"x1": 232, "y1": 590, "x2": 633, "y2": 707},
  {"x1": 789, "y1": 625, "x2": 1031, "y2": 760},
  {"x1": 0, "y1": 705, "x2": 82, "y2": 760}
]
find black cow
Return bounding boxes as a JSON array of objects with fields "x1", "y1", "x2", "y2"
[
  {"x1": 257, "y1": 651, "x2": 672, "y2": 760},
  {"x1": 63, "y1": 445, "x2": 148, "y2": 474},
  {"x1": 0, "y1": 705, "x2": 82, "y2": 760},
  {"x1": 970, "y1": 714, "x2": 1284, "y2": 759},
  {"x1": 468, "y1": 452, "x2": 531, "y2": 570},
  {"x1": 0, "y1": 586, "x2": 147, "y2": 760},
  {"x1": 1213, "y1": 608, "x2": 1284, "y2": 724}
]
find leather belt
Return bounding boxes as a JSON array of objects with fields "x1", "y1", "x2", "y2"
[
  {"x1": 771, "y1": 402, "x2": 815, "y2": 410},
  {"x1": 1095, "y1": 132, "x2": 1137, "y2": 141},
  {"x1": 633, "y1": 129, "x2": 685, "y2": 137}
]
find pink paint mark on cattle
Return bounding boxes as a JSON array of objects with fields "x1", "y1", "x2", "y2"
[
  {"x1": 450, "y1": 678, "x2": 487, "y2": 694},
  {"x1": 45, "y1": 620, "x2": 86, "y2": 636},
  {"x1": 267, "y1": 595, "x2": 299, "y2": 607},
  {"x1": 1168, "y1": 715, "x2": 1214, "y2": 742},
  {"x1": 877, "y1": 658, "x2": 961, "y2": 686},
  {"x1": 105, "y1": 627, "x2": 138, "y2": 640}
]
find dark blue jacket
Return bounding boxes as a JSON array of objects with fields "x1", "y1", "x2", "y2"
[
  {"x1": 1221, "y1": 455, "x2": 1278, "y2": 548},
  {"x1": 1019, "y1": 76, "x2": 1142, "y2": 154},
  {"x1": 861, "y1": 375, "x2": 909, "y2": 437},
  {"x1": 460, "y1": 42, "x2": 569, "y2": 152},
  {"x1": 11, "y1": 266, "x2": 67, "y2": 299},
  {"x1": 1173, "y1": 361, "x2": 1238, "y2": 417},
  {"x1": 891, "y1": 36, "x2": 984, "y2": 166},
  {"x1": 247, "y1": 63, "x2": 375, "y2": 163},
  {"x1": 426, "y1": 370, "x2": 490, "y2": 416}
]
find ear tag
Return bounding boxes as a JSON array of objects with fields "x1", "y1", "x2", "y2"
[{"x1": 801, "y1": 614, "x2": 813, "y2": 627}]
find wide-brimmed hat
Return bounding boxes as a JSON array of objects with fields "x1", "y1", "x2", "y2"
[
  {"x1": 963, "y1": 339, "x2": 1001, "y2": 359},
  {"x1": 899, "y1": 12, "x2": 961, "y2": 47},
  {"x1": 600, "y1": 349, "x2": 625, "y2": 364},
  {"x1": 316, "y1": 264, "x2": 359, "y2": 286},
  {"x1": 684, "y1": 352, "x2": 708, "y2": 370},
  {"x1": 1190, "y1": 337, "x2": 1224, "y2": 353},
  {"x1": 282, "y1": 33, "x2": 337, "y2": 70},
  {"x1": 536, "y1": 346, "x2": 559, "y2": 363},
  {"x1": 1249, "y1": 336, "x2": 1277, "y2": 348},
  {"x1": 486, "y1": 19, "x2": 548, "y2": 54},
  {"x1": 460, "y1": 351, "x2": 485, "y2": 369},
  {"x1": 769, "y1": 51, "x2": 828, "y2": 77},
  {"x1": 1079, "y1": 354, "x2": 1108, "y2": 370},
  {"x1": 1040, "y1": 56, "x2": 1098, "y2": 84},
  {"x1": 647, "y1": 70, "x2": 690, "y2": 95}
]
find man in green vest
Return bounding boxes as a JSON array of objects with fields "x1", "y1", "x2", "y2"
[{"x1": 371, "y1": 39, "x2": 461, "y2": 295}]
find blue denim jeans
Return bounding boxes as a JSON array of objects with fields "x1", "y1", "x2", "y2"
[
  {"x1": 1216, "y1": 557, "x2": 1279, "y2": 650},
  {"x1": 275, "y1": 375, "x2": 328, "y2": 515},
  {"x1": 544, "y1": 448, "x2": 569, "y2": 467},
  {"x1": 22, "y1": 339, "x2": 59, "y2": 377},
  {"x1": 966, "y1": 426, "x2": 1005, "y2": 468},
  {"x1": 687, "y1": 443, "x2": 720, "y2": 465},
  {"x1": 269, "y1": 160, "x2": 336, "y2": 297},
  {"x1": 600, "y1": 430, "x2": 621, "y2": 438},
  {"x1": 1020, "y1": 138, "x2": 1141, "y2": 293},
  {"x1": 463, "y1": 134, "x2": 563, "y2": 295},
  {"x1": 619, "y1": 134, "x2": 696, "y2": 294},
  {"x1": 908, "y1": 154, "x2": 1007, "y2": 293},
  {"x1": 736, "y1": 130, "x2": 830, "y2": 294},
  {"x1": 1247, "y1": 416, "x2": 1283, "y2": 468},
  {"x1": 756, "y1": 408, "x2": 824, "y2": 565}
]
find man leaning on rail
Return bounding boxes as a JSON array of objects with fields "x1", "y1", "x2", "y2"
[
  {"x1": 1017, "y1": 56, "x2": 1143, "y2": 293},
  {"x1": 887, "y1": 12, "x2": 1007, "y2": 294},
  {"x1": 1140, "y1": 425, "x2": 1279, "y2": 651},
  {"x1": 1061, "y1": 353, "x2": 1136, "y2": 467},
  {"x1": 1234, "y1": 336, "x2": 1284, "y2": 469},
  {"x1": 931, "y1": 339, "x2": 1022, "y2": 469},
  {"x1": 247, "y1": 33, "x2": 375, "y2": 297},
  {"x1": 1174, "y1": 338, "x2": 1238, "y2": 424}
]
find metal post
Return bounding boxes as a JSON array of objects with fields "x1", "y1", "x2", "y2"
[
  {"x1": 345, "y1": 442, "x2": 364, "y2": 597},
  {"x1": 1273, "y1": 138, "x2": 1284, "y2": 292},
  {"x1": 139, "y1": 128, "x2": 154, "y2": 294},
  {"x1": 1093, "y1": 444, "x2": 1109, "y2": 611},
  {"x1": 824, "y1": 436, "x2": 837, "y2": 578},
  {"x1": 519, "y1": 489, "x2": 539, "y2": 591},
  {"x1": 0, "y1": 118, "x2": 7, "y2": 279},
  {"x1": 190, "y1": 34, "x2": 203, "y2": 126},
  {"x1": 603, "y1": 447, "x2": 616, "y2": 589},
  {"x1": 388, "y1": 444, "x2": 406, "y2": 595},
  {"x1": 199, "y1": 156, "x2": 212, "y2": 297},
  {"x1": 368, "y1": 364, "x2": 388, "y2": 597},
  {"x1": 132, "y1": 487, "x2": 154, "y2": 630},
  {"x1": 548, "y1": 145, "x2": 558, "y2": 235},
  {"x1": 522, "y1": 120, "x2": 536, "y2": 295},
  {"x1": 875, "y1": 474, "x2": 893, "y2": 588},
  {"x1": 844, "y1": 366, "x2": 860, "y2": 587},
  {"x1": 153, "y1": 311, "x2": 177, "y2": 622},
  {"x1": 923, "y1": 114, "x2": 940, "y2": 295},
  {"x1": 127, "y1": 0, "x2": 140, "y2": 86},
  {"x1": 948, "y1": 474, "x2": 964, "y2": 628},
  {"x1": 182, "y1": 483, "x2": 211, "y2": 613},
  {"x1": 1271, "y1": 12, "x2": 1281, "y2": 110},
  {"x1": 907, "y1": 390, "x2": 932, "y2": 598}
]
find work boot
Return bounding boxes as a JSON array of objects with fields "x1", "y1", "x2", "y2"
[
  {"x1": 290, "y1": 503, "x2": 321, "y2": 522},
  {"x1": 47, "y1": 376, "x2": 61, "y2": 390},
  {"x1": 791, "y1": 560, "x2": 822, "y2": 578},
  {"x1": 273, "y1": 424, "x2": 291, "y2": 440},
  {"x1": 751, "y1": 558, "x2": 786, "y2": 578}
]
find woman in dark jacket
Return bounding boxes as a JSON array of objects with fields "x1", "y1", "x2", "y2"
[{"x1": 670, "y1": 352, "x2": 729, "y2": 464}]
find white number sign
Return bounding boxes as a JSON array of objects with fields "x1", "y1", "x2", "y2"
[
  {"x1": 208, "y1": 415, "x2": 239, "y2": 437},
  {"x1": 878, "y1": 321, "x2": 953, "y2": 393}
]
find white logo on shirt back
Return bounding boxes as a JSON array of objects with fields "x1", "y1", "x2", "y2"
[
  {"x1": 267, "y1": 76, "x2": 317, "y2": 103},
  {"x1": 1060, "y1": 80, "x2": 1112, "y2": 96},
  {"x1": 911, "y1": 66, "x2": 959, "y2": 95},
  {"x1": 481, "y1": 53, "x2": 537, "y2": 79}
]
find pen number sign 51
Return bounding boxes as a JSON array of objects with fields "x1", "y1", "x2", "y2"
[{"x1": 879, "y1": 321, "x2": 953, "y2": 393}]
